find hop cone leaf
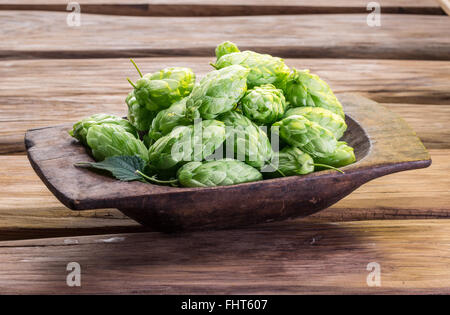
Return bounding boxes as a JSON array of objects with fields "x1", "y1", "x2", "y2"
[{"x1": 75, "y1": 155, "x2": 147, "y2": 182}]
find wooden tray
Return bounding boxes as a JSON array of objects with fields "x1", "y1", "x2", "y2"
[{"x1": 25, "y1": 93, "x2": 431, "y2": 232}]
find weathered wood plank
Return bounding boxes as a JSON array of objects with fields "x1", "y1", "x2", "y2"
[
  {"x1": 0, "y1": 57, "x2": 448, "y2": 154},
  {"x1": 0, "y1": 148, "x2": 447, "y2": 240},
  {"x1": 317, "y1": 149, "x2": 450, "y2": 221},
  {"x1": 0, "y1": 219, "x2": 449, "y2": 294},
  {"x1": 437, "y1": 0, "x2": 450, "y2": 15},
  {"x1": 386, "y1": 103, "x2": 450, "y2": 150},
  {"x1": 0, "y1": 0, "x2": 443, "y2": 16},
  {"x1": 0, "y1": 0, "x2": 440, "y2": 6},
  {"x1": 0, "y1": 153, "x2": 144, "y2": 241},
  {"x1": 0, "y1": 11, "x2": 449, "y2": 60}
]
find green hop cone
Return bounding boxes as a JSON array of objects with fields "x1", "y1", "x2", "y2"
[
  {"x1": 284, "y1": 106, "x2": 347, "y2": 139},
  {"x1": 186, "y1": 65, "x2": 249, "y2": 120},
  {"x1": 219, "y1": 111, "x2": 273, "y2": 169},
  {"x1": 148, "y1": 120, "x2": 227, "y2": 172},
  {"x1": 283, "y1": 69, "x2": 345, "y2": 118},
  {"x1": 69, "y1": 113, "x2": 137, "y2": 146},
  {"x1": 314, "y1": 141, "x2": 356, "y2": 168},
  {"x1": 177, "y1": 159, "x2": 263, "y2": 187},
  {"x1": 147, "y1": 97, "x2": 190, "y2": 142},
  {"x1": 86, "y1": 124, "x2": 148, "y2": 162},
  {"x1": 212, "y1": 50, "x2": 290, "y2": 89},
  {"x1": 215, "y1": 41, "x2": 240, "y2": 61},
  {"x1": 241, "y1": 84, "x2": 287, "y2": 125},
  {"x1": 266, "y1": 146, "x2": 314, "y2": 178},
  {"x1": 272, "y1": 115, "x2": 337, "y2": 158},
  {"x1": 132, "y1": 66, "x2": 195, "y2": 111},
  {"x1": 126, "y1": 91, "x2": 157, "y2": 132}
]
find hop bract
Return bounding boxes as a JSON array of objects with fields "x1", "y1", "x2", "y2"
[
  {"x1": 186, "y1": 65, "x2": 249, "y2": 120},
  {"x1": 314, "y1": 141, "x2": 356, "y2": 168},
  {"x1": 219, "y1": 111, "x2": 273, "y2": 169},
  {"x1": 134, "y1": 67, "x2": 195, "y2": 111},
  {"x1": 86, "y1": 124, "x2": 148, "y2": 162},
  {"x1": 241, "y1": 84, "x2": 287, "y2": 125},
  {"x1": 284, "y1": 106, "x2": 347, "y2": 139},
  {"x1": 272, "y1": 115, "x2": 337, "y2": 158},
  {"x1": 177, "y1": 159, "x2": 263, "y2": 187},
  {"x1": 215, "y1": 41, "x2": 240, "y2": 61},
  {"x1": 69, "y1": 113, "x2": 138, "y2": 146},
  {"x1": 283, "y1": 69, "x2": 345, "y2": 118},
  {"x1": 148, "y1": 97, "x2": 190, "y2": 142},
  {"x1": 212, "y1": 48, "x2": 290, "y2": 89},
  {"x1": 126, "y1": 91, "x2": 157, "y2": 132},
  {"x1": 148, "y1": 120, "x2": 227, "y2": 172},
  {"x1": 266, "y1": 147, "x2": 314, "y2": 178}
]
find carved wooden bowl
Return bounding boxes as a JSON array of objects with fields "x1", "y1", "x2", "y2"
[{"x1": 25, "y1": 94, "x2": 431, "y2": 232}]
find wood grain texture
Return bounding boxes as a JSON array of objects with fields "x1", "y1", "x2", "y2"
[
  {"x1": 0, "y1": 0, "x2": 440, "y2": 6},
  {"x1": 24, "y1": 94, "x2": 431, "y2": 231},
  {"x1": 0, "y1": 156, "x2": 144, "y2": 241},
  {"x1": 386, "y1": 103, "x2": 450, "y2": 150},
  {"x1": 317, "y1": 149, "x2": 450, "y2": 221},
  {"x1": 0, "y1": 0, "x2": 439, "y2": 4},
  {"x1": 0, "y1": 0, "x2": 443, "y2": 16},
  {"x1": 0, "y1": 219, "x2": 449, "y2": 294},
  {"x1": 1, "y1": 57, "x2": 448, "y2": 154},
  {"x1": 0, "y1": 148, "x2": 447, "y2": 241},
  {"x1": 0, "y1": 11, "x2": 449, "y2": 60}
]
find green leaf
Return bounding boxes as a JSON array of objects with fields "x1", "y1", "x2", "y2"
[{"x1": 75, "y1": 155, "x2": 147, "y2": 182}]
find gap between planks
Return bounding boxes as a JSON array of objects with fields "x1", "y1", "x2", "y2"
[
  {"x1": 0, "y1": 2, "x2": 444, "y2": 17},
  {"x1": 0, "y1": 11, "x2": 449, "y2": 60}
]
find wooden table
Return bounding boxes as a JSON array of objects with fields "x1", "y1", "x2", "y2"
[{"x1": 0, "y1": 0, "x2": 449, "y2": 294}]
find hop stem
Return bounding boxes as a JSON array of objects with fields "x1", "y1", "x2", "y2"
[
  {"x1": 313, "y1": 163, "x2": 345, "y2": 174},
  {"x1": 268, "y1": 162, "x2": 286, "y2": 177},
  {"x1": 127, "y1": 77, "x2": 136, "y2": 89},
  {"x1": 209, "y1": 62, "x2": 218, "y2": 69},
  {"x1": 74, "y1": 162, "x2": 91, "y2": 167},
  {"x1": 276, "y1": 169, "x2": 286, "y2": 177},
  {"x1": 130, "y1": 58, "x2": 143, "y2": 78},
  {"x1": 135, "y1": 170, "x2": 179, "y2": 184}
]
